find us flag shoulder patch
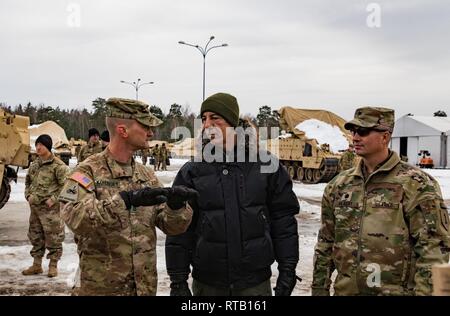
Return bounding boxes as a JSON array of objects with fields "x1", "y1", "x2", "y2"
[{"x1": 70, "y1": 172, "x2": 94, "y2": 190}]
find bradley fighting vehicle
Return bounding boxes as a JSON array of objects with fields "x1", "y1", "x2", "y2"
[
  {"x1": 0, "y1": 109, "x2": 31, "y2": 209},
  {"x1": 267, "y1": 107, "x2": 351, "y2": 184}
]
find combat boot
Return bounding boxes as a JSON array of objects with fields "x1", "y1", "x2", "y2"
[
  {"x1": 22, "y1": 258, "x2": 43, "y2": 275},
  {"x1": 48, "y1": 260, "x2": 58, "y2": 278}
]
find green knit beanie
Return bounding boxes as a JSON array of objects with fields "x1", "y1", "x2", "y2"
[{"x1": 200, "y1": 93, "x2": 240, "y2": 127}]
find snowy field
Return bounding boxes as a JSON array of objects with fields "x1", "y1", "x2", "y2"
[{"x1": 1, "y1": 157, "x2": 449, "y2": 296}]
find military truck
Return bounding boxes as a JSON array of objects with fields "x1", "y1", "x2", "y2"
[
  {"x1": 267, "y1": 107, "x2": 351, "y2": 184},
  {"x1": 0, "y1": 109, "x2": 31, "y2": 209}
]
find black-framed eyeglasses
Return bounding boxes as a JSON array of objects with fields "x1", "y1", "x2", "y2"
[{"x1": 349, "y1": 127, "x2": 387, "y2": 137}]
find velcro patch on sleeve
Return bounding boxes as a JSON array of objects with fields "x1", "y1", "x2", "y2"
[
  {"x1": 59, "y1": 182, "x2": 79, "y2": 203},
  {"x1": 70, "y1": 172, "x2": 94, "y2": 190}
]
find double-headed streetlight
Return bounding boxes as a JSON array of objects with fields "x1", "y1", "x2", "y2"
[
  {"x1": 178, "y1": 36, "x2": 228, "y2": 101},
  {"x1": 120, "y1": 78, "x2": 154, "y2": 100}
]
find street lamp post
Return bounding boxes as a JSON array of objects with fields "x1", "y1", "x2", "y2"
[
  {"x1": 120, "y1": 78, "x2": 154, "y2": 100},
  {"x1": 178, "y1": 36, "x2": 228, "y2": 101}
]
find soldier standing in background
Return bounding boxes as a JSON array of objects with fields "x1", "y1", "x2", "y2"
[
  {"x1": 22, "y1": 134, "x2": 70, "y2": 278},
  {"x1": 100, "y1": 130, "x2": 110, "y2": 150},
  {"x1": 58, "y1": 98, "x2": 195, "y2": 296},
  {"x1": 152, "y1": 144, "x2": 160, "y2": 171},
  {"x1": 141, "y1": 148, "x2": 149, "y2": 166},
  {"x1": 159, "y1": 143, "x2": 168, "y2": 171},
  {"x1": 312, "y1": 107, "x2": 450, "y2": 296},
  {"x1": 339, "y1": 143, "x2": 355, "y2": 171},
  {"x1": 77, "y1": 128, "x2": 103, "y2": 163}
]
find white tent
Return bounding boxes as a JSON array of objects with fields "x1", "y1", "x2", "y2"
[{"x1": 391, "y1": 115, "x2": 450, "y2": 168}]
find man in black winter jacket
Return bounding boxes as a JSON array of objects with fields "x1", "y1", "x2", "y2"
[{"x1": 165, "y1": 92, "x2": 300, "y2": 296}]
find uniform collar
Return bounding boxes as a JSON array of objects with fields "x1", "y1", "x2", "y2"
[
  {"x1": 104, "y1": 148, "x2": 136, "y2": 178},
  {"x1": 38, "y1": 154, "x2": 55, "y2": 165},
  {"x1": 88, "y1": 140, "x2": 99, "y2": 148},
  {"x1": 350, "y1": 150, "x2": 400, "y2": 180}
]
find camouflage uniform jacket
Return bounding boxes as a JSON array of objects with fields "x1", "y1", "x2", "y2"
[
  {"x1": 313, "y1": 151, "x2": 450, "y2": 296},
  {"x1": 58, "y1": 149, "x2": 193, "y2": 296},
  {"x1": 152, "y1": 147, "x2": 160, "y2": 158},
  {"x1": 25, "y1": 155, "x2": 70, "y2": 205},
  {"x1": 77, "y1": 140, "x2": 103, "y2": 163},
  {"x1": 159, "y1": 147, "x2": 168, "y2": 160},
  {"x1": 339, "y1": 151, "x2": 355, "y2": 171}
]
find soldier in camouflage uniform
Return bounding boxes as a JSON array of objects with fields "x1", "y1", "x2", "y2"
[
  {"x1": 312, "y1": 107, "x2": 450, "y2": 296},
  {"x1": 23, "y1": 134, "x2": 70, "y2": 278},
  {"x1": 100, "y1": 130, "x2": 110, "y2": 150},
  {"x1": 58, "y1": 98, "x2": 195, "y2": 296},
  {"x1": 152, "y1": 144, "x2": 160, "y2": 171},
  {"x1": 77, "y1": 128, "x2": 103, "y2": 163},
  {"x1": 141, "y1": 148, "x2": 150, "y2": 166},
  {"x1": 159, "y1": 143, "x2": 168, "y2": 171},
  {"x1": 339, "y1": 144, "x2": 356, "y2": 171}
]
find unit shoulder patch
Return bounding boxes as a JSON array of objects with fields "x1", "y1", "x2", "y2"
[{"x1": 59, "y1": 182, "x2": 79, "y2": 202}]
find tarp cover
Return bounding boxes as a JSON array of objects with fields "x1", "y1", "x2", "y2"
[
  {"x1": 279, "y1": 106, "x2": 350, "y2": 138},
  {"x1": 29, "y1": 121, "x2": 70, "y2": 150}
]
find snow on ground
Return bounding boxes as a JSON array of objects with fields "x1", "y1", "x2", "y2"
[
  {"x1": 0, "y1": 243, "x2": 78, "y2": 295},
  {"x1": 296, "y1": 119, "x2": 349, "y2": 153},
  {"x1": 293, "y1": 181, "x2": 327, "y2": 206},
  {"x1": 8, "y1": 182, "x2": 27, "y2": 204}
]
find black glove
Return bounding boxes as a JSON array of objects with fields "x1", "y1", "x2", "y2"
[
  {"x1": 165, "y1": 185, "x2": 199, "y2": 210},
  {"x1": 170, "y1": 275, "x2": 192, "y2": 296},
  {"x1": 119, "y1": 187, "x2": 168, "y2": 210},
  {"x1": 274, "y1": 268, "x2": 298, "y2": 296}
]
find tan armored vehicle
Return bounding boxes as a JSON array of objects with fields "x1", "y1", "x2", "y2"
[
  {"x1": 267, "y1": 107, "x2": 351, "y2": 184},
  {"x1": 0, "y1": 109, "x2": 31, "y2": 209}
]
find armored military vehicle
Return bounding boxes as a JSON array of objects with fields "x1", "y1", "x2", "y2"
[
  {"x1": 267, "y1": 107, "x2": 351, "y2": 184},
  {"x1": 0, "y1": 109, "x2": 31, "y2": 209}
]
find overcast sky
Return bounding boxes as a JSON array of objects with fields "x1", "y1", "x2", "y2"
[{"x1": 1, "y1": 0, "x2": 449, "y2": 120}]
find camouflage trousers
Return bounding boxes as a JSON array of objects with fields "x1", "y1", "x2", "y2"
[
  {"x1": 154, "y1": 158, "x2": 160, "y2": 170},
  {"x1": 192, "y1": 279, "x2": 272, "y2": 296},
  {"x1": 159, "y1": 159, "x2": 167, "y2": 171},
  {"x1": 27, "y1": 202, "x2": 65, "y2": 260}
]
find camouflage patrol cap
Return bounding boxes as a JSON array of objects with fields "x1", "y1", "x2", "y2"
[
  {"x1": 344, "y1": 106, "x2": 395, "y2": 132},
  {"x1": 105, "y1": 98, "x2": 163, "y2": 127}
]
